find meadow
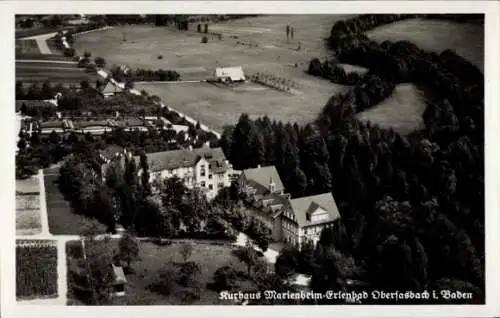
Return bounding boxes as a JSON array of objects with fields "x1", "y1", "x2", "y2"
[
  {"x1": 356, "y1": 84, "x2": 427, "y2": 134},
  {"x1": 367, "y1": 18, "x2": 484, "y2": 71},
  {"x1": 67, "y1": 240, "x2": 252, "y2": 305},
  {"x1": 73, "y1": 16, "x2": 354, "y2": 129}
]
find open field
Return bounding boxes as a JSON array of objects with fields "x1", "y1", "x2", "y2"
[
  {"x1": 67, "y1": 240, "x2": 251, "y2": 305},
  {"x1": 73, "y1": 16, "x2": 354, "y2": 128},
  {"x1": 367, "y1": 18, "x2": 484, "y2": 72},
  {"x1": 137, "y1": 81, "x2": 347, "y2": 131},
  {"x1": 16, "y1": 242, "x2": 58, "y2": 299},
  {"x1": 73, "y1": 15, "x2": 351, "y2": 74},
  {"x1": 44, "y1": 168, "x2": 106, "y2": 235},
  {"x1": 16, "y1": 60, "x2": 100, "y2": 84},
  {"x1": 16, "y1": 39, "x2": 41, "y2": 55},
  {"x1": 356, "y1": 84, "x2": 427, "y2": 134},
  {"x1": 17, "y1": 54, "x2": 71, "y2": 61}
]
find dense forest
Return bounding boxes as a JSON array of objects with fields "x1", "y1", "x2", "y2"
[{"x1": 221, "y1": 14, "x2": 485, "y2": 303}]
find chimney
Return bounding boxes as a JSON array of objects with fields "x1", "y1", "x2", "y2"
[
  {"x1": 188, "y1": 145, "x2": 193, "y2": 151},
  {"x1": 257, "y1": 164, "x2": 261, "y2": 169}
]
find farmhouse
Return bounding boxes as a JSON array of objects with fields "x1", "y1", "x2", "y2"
[
  {"x1": 282, "y1": 193, "x2": 341, "y2": 247},
  {"x1": 101, "y1": 81, "x2": 124, "y2": 98},
  {"x1": 214, "y1": 66, "x2": 246, "y2": 82},
  {"x1": 135, "y1": 146, "x2": 233, "y2": 200}
]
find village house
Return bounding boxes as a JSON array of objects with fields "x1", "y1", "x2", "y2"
[
  {"x1": 135, "y1": 146, "x2": 233, "y2": 200},
  {"x1": 101, "y1": 81, "x2": 124, "y2": 98}
]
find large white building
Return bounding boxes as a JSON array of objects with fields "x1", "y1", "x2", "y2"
[
  {"x1": 238, "y1": 165, "x2": 341, "y2": 247},
  {"x1": 135, "y1": 147, "x2": 233, "y2": 200}
]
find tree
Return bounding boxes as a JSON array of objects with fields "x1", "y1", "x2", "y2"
[
  {"x1": 117, "y1": 231, "x2": 140, "y2": 273},
  {"x1": 81, "y1": 236, "x2": 115, "y2": 305},
  {"x1": 275, "y1": 246, "x2": 299, "y2": 278},
  {"x1": 179, "y1": 243, "x2": 194, "y2": 262},
  {"x1": 234, "y1": 240, "x2": 259, "y2": 276},
  {"x1": 95, "y1": 57, "x2": 106, "y2": 68},
  {"x1": 212, "y1": 265, "x2": 238, "y2": 291}
]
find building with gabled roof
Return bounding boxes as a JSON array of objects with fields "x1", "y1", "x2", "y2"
[
  {"x1": 134, "y1": 146, "x2": 233, "y2": 200},
  {"x1": 101, "y1": 81, "x2": 123, "y2": 98},
  {"x1": 214, "y1": 66, "x2": 246, "y2": 82},
  {"x1": 107, "y1": 264, "x2": 128, "y2": 297},
  {"x1": 282, "y1": 193, "x2": 340, "y2": 247},
  {"x1": 238, "y1": 165, "x2": 341, "y2": 247},
  {"x1": 239, "y1": 165, "x2": 285, "y2": 197}
]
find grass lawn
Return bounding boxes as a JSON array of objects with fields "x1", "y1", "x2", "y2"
[
  {"x1": 15, "y1": 39, "x2": 41, "y2": 55},
  {"x1": 137, "y1": 81, "x2": 346, "y2": 131},
  {"x1": 16, "y1": 194, "x2": 42, "y2": 235},
  {"x1": 44, "y1": 169, "x2": 106, "y2": 235},
  {"x1": 16, "y1": 209, "x2": 42, "y2": 235},
  {"x1": 356, "y1": 83, "x2": 427, "y2": 134},
  {"x1": 16, "y1": 241, "x2": 58, "y2": 299},
  {"x1": 16, "y1": 194, "x2": 40, "y2": 210},
  {"x1": 367, "y1": 18, "x2": 484, "y2": 72},
  {"x1": 16, "y1": 176, "x2": 40, "y2": 194},
  {"x1": 67, "y1": 240, "x2": 256, "y2": 305}
]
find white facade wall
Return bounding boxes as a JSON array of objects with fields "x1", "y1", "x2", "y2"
[{"x1": 147, "y1": 158, "x2": 230, "y2": 200}]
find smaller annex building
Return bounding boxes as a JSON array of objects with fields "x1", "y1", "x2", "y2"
[{"x1": 214, "y1": 66, "x2": 246, "y2": 82}]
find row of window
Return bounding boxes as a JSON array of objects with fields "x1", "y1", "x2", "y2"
[{"x1": 199, "y1": 181, "x2": 225, "y2": 190}]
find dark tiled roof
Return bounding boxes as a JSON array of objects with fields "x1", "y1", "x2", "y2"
[
  {"x1": 135, "y1": 147, "x2": 229, "y2": 173},
  {"x1": 242, "y1": 166, "x2": 284, "y2": 195},
  {"x1": 289, "y1": 193, "x2": 341, "y2": 228}
]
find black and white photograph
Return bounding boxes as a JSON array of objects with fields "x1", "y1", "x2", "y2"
[{"x1": 2, "y1": 1, "x2": 500, "y2": 317}]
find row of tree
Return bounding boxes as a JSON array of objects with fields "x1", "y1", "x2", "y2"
[
  {"x1": 109, "y1": 65, "x2": 181, "y2": 83},
  {"x1": 308, "y1": 58, "x2": 365, "y2": 85}
]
